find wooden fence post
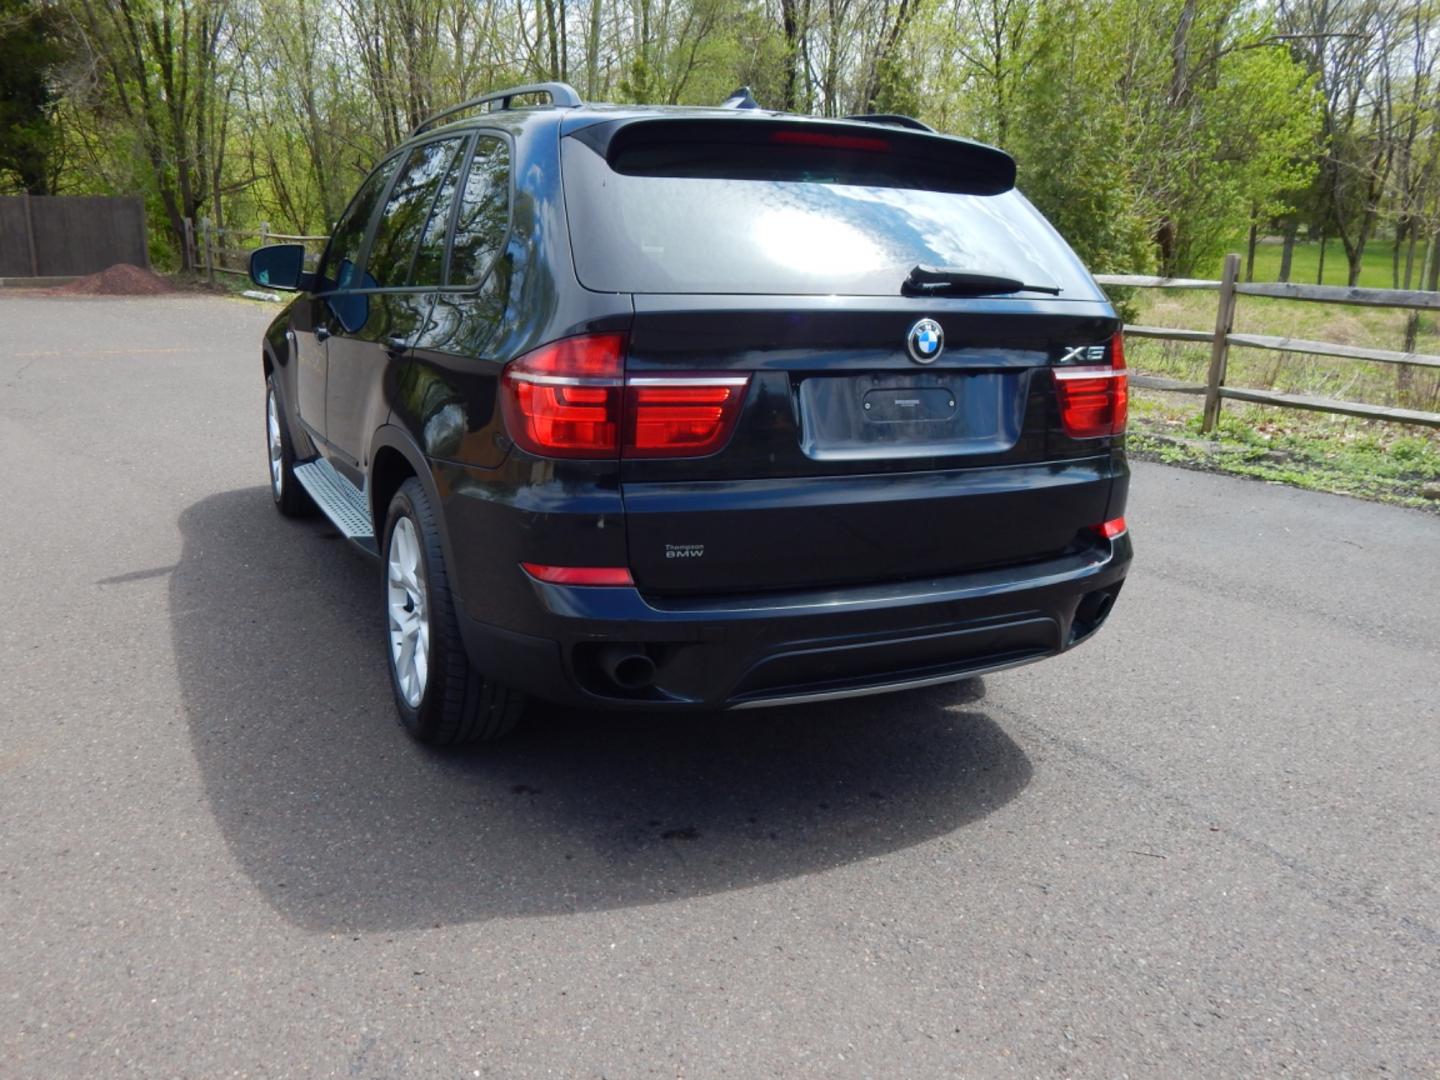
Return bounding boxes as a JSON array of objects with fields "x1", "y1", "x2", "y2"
[
  {"x1": 1202, "y1": 253, "x2": 1241, "y2": 433},
  {"x1": 259, "y1": 221, "x2": 269, "y2": 248},
  {"x1": 182, "y1": 217, "x2": 196, "y2": 272},
  {"x1": 202, "y1": 217, "x2": 215, "y2": 285}
]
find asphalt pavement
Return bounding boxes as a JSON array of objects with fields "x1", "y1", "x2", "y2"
[{"x1": 2, "y1": 292, "x2": 1438, "y2": 1078}]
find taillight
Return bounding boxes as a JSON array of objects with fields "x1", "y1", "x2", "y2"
[
  {"x1": 1054, "y1": 332, "x2": 1127, "y2": 438},
  {"x1": 500, "y1": 334, "x2": 626, "y2": 458},
  {"x1": 625, "y1": 376, "x2": 750, "y2": 458},
  {"x1": 500, "y1": 335, "x2": 750, "y2": 460},
  {"x1": 1095, "y1": 517, "x2": 1127, "y2": 540}
]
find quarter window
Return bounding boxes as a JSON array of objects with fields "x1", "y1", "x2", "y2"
[
  {"x1": 366, "y1": 138, "x2": 463, "y2": 289},
  {"x1": 448, "y1": 137, "x2": 510, "y2": 286},
  {"x1": 410, "y1": 141, "x2": 469, "y2": 288}
]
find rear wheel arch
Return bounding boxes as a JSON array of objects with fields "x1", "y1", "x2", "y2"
[
  {"x1": 366, "y1": 428, "x2": 449, "y2": 548},
  {"x1": 369, "y1": 443, "x2": 418, "y2": 534}
]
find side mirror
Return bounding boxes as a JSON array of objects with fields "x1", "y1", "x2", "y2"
[{"x1": 249, "y1": 243, "x2": 308, "y2": 291}]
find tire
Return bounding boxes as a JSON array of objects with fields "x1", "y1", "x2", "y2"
[
  {"x1": 266, "y1": 375, "x2": 313, "y2": 517},
  {"x1": 382, "y1": 477, "x2": 525, "y2": 744}
]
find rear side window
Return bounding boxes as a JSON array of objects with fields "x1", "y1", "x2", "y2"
[
  {"x1": 561, "y1": 122, "x2": 1097, "y2": 298},
  {"x1": 317, "y1": 157, "x2": 398, "y2": 292},
  {"x1": 448, "y1": 136, "x2": 510, "y2": 286},
  {"x1": 366, "y1": 138, "x2": 463, "y2": 289}
]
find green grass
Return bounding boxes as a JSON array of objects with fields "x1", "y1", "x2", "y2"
[
  {"x1": 1127, "y1": 395, "x2": 1440, "y2": 509},
  {"x1": 1198, "y1": 238, "x2": 1417, "y2": 290}
]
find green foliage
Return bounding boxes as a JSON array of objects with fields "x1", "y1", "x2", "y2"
[
  {"x1": 1003, "y1": 0, "x2": 1159, "y2": 276},
  {"x1": 1158, "y1": 29, "x2": 1321, "y2": 273},
  {"x1": 908, "y1": 0, "x2": 1322, "y2": 278}
]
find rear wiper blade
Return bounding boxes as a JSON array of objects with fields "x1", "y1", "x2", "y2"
[{"x1": 903, "y1": 265, "x2": 1062, "y2": 296}]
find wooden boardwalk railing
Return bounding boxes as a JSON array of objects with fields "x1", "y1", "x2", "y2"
[{"x1": 1095, "y1": 253, "x2": 1440, "y2": 430}]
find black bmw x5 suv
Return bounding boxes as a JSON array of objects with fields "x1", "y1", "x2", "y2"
[{"x1": 251, "y1": 82, "x2": 1132, "y2": 744}]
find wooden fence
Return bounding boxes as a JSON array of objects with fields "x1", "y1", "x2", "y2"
[
  {"x1": 190, "y1": 218, "x2": 327, "y2": 283},
  {"x1": 0, "y1": 195, "x2": 149, "y2": 277},
  {"x1": 1096, "y1": 253, "x2": 1440, "y2": 431}
]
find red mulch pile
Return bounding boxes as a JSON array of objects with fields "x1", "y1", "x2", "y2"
[{"x1": 50, "y1": 264, "x2": 176, "y2": 296}]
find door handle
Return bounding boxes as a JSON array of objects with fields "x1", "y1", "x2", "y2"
[{"x1": 314, "y1": 326, "x2": 331, "y2": 342}]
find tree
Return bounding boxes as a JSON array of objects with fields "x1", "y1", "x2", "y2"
[
  {"x1": 63, "y1": 0, "x2": 240, "y2": 268},
  {"x1": 0, "y1": 0, "x2": 69, "y2": 194},
  {"x1": 1280, "y1": 0, "x2": 1403, "y2": 286}
]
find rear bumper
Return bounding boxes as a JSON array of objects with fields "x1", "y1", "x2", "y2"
[{"x1": 456, "y1": 532, "x2": 1132, "y2": 710}]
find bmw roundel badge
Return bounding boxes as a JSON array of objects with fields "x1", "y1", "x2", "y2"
[{"x1": 907, "y1": 318, "x2": 944, "y2": 364}]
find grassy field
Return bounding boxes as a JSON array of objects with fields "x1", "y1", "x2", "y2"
[{"x1": 1197, "y1": 237, "x2": 1418, "y2": 289}]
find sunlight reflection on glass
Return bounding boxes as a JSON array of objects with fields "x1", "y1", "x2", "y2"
[{"x1": 752, "y1": 207, "x2": 886, "y2": 278}]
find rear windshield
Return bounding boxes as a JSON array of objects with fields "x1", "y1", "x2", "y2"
[{"x1": 561, "y1": 134, "x2": 1098, "y2": 298}]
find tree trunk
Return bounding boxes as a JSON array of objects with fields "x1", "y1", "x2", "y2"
[
  {"x1": 1278, "y1": 220, "x2": 1297, "y2": 283},
  {"x1": 1428, "y1": 227, "x2": 1440, "y2": 292},
  {"x1": 780, "y1": 0, "x2": 803, "y2": 110},
  {"x1": 1393, "y1": 220, "x2": 1405, "y2": 290},
  {"x1": 1245, "y1": 216, "x2": 1258, "y2": 282},
  {"x1": 862, "y1": 0, "x2": 915, "y2": 113},
  {"x1": 1346, "y1": 244, "x2": 1365, "y2": 287},
  {"x1": 1403, "y1": 224, "x2": 1419, "y2": 289},
  {"x1": 541, "y1": 0, "x2": 559, "y2": 79},
  {"x1": 585, "y1": 0, "x2": 603, "y2": 98}
]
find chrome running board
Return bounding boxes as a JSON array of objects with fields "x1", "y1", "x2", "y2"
[{"x1": 294, "y1": 458, "x2": 378, "y2": 555}]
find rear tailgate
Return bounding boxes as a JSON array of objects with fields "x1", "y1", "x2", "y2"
[
  {"x1": 619, "y1": 298, "x2": 1120, "y2": 594},
  {"x1": 560, "y1": 115, "x2": 1123, "y2": 596}
]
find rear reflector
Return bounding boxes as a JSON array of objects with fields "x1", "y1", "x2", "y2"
[
  {"x1": 1095, "y1": 517, "x2": 1127, "y2": 540},
  {"x1": 501, "y1": 335, "x2": 750, "y2": 460},
  {"x1": 521, "y1": 563, "x2": 634, "y2": 586},
  {"x1": 1054, "y1": 332, "x2": 1127, "y2": 438}
]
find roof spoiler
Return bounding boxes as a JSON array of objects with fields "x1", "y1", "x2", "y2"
[{"x1": 570, "y1": 117, "x2": 1016, "y2": 196}]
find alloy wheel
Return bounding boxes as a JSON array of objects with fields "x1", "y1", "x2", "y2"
[
  {"x1": 386, "y1": 516, "x2": 430, "y2": 708},
  {"x1": 266, "y1": 387, "x2": 284, "y2": 495}
]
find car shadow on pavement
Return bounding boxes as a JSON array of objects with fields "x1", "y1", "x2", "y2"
[{"x1": 170, "y1": 488, "x2": 1033, "y2": 932}]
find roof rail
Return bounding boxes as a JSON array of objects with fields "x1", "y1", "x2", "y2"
[
  {"x1": 843, "y1": 113, "x2": 936, "y2": 134},
  {"x1": 412, "y1": 82, "x2": 583, "y2": 137}
]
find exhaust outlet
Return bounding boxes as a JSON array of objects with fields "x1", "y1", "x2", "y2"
[
  {"x1": 597, "y1": 645, "x2": 656, "y2": 691},
  {"x1": 1071, "y1": 584, "x2": 1122, "y2": 642}
]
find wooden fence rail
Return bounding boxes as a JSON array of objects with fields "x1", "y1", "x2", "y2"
[
  {"x1": 192, "y1": 218, "x2": 328, "y2": 284},
  {"x1": 1095, "y1": 253, "x2": 1440, "y2": 430}
]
